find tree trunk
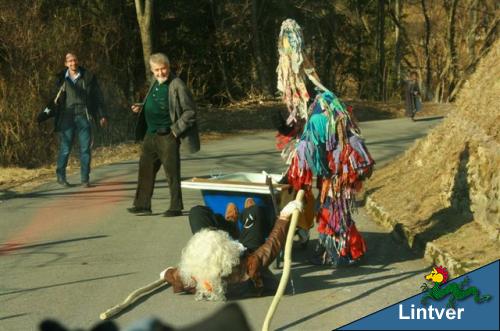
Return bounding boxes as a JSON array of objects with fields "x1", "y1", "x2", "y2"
[
  {"x1": 251, "y1": 0, "x2": 272, "y2": 97},
  {"x1": 421, "y1": 0, "x2": 432, "y2": 101},
  {"x1": 377, "y1": 0, "x2": 386, "y2": 101},
  {"x1": 134, "y1": 0, "x2": 154, "y2": 80},
  {"x1": 210, "y1": 1, "x2": 235, "y2": 103},
  {"x1": 393, "y1": 0, "x2": 402, "y2": 98},
  {"x1": 446, "y1": 0, "x2": 459, "y2": 101},
  {"x1": 355, "y1": 0, "x2": 364, "y2": 98},
  {"x1": 467, "y1": 0, "x2": 479, "y2": 57}
]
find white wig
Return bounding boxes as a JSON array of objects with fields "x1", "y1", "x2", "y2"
[{"x1": 178, "y1": 229, "x2": 246, "y2": 301}]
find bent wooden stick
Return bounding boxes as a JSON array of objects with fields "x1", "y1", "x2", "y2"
[
  {"x1": 99, "y1": 277, "x2": 169, "y2": 320},
  {"x1": 262, "y1": 189, "x2": 305, "y2": 331}
]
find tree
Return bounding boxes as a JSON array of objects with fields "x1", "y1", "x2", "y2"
[
  {"x1": 251, "y1": 0, "x2": 273, "y2": 97},
  {"x1": 393, "y1": 0, "x2": 402, "y2": 97},
  {"x1": 134, "y1": 0, "x2": 154, "y2": 80},
  {"x1": 421, "y1": 0, "x2": 432, "y2": 101},
  {"x1": 445, "y1": 0, "x2": 459, "y2": 101},
  {"x1": 376, "y1": 0, "x2": 386, "y2": 101}
]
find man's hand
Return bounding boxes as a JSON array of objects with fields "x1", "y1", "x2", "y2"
[
  {"x1": 100, "y1": 117, "x2": 108, "y2": 127},
  {"x1": 246, "y1": 254, "x2": 260, "y2": 279},
  {"x1": 131, "y1": 103, "x2": 143, "y2": 113}
]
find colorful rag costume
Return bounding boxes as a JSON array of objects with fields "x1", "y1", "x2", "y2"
[{"x1": 276, "y1": 19, "x2": 375, "y2": 266}]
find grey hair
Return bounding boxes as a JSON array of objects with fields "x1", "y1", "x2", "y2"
[
  {"x1": 149, "y1": 53, "x2": 170, "y2": 67},
  {"x1": 65, "y1": 52, "x2": 78, "y2": 61}
]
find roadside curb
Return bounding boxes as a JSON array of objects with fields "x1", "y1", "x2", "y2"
[{"x1": 365, "y1": 196, "x2": 467, "y2": 277}]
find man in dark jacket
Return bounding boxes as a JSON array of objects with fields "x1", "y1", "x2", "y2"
[
  {"x1": 128, "y1": 53, "x2": 200, "y2": 217},
  {"x1": 42, "y1": 53, "x2": 107, "y2": 187},
  {"x1": 404, "y1": 71, "x2": 422, "y2": 121}
]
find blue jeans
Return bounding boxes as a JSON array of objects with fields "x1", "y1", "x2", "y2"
[{"x1": 56, "y1": 115, "x2": 91, "y2": 182}]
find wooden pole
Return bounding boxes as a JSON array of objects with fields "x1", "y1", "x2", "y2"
[{"x1": 100, "y1": 278, "x2": 168, "y2": 320}]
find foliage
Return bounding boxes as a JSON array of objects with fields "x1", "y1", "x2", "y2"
[{"x1": 0, "y1": 0, "x2": 497, "y2": 166}]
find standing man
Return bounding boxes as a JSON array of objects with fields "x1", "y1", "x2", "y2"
[
  {"x1": 129, "y1": 53, "x2": 200, "y2": 217},
  {"x1": 46, "y1": 53, "x2": 107, "y2": 187},
  {"x1": 404, "y1": 71, "x2": 422, "y2": 121}
]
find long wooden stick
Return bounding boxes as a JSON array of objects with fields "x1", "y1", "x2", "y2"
[
  {"x1": 99, "y1": 278, "x2": 168, "y2": 320},
  {"x1": 262, "y1": 189, "x2": 305, "y2": 331}
]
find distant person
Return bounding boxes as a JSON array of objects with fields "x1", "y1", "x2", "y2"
[
  {"x1": 404, "y1": 71, "x2": 422, "y2": 121},
  {"x1": 40, "y1": 53, "x2": 108, "y2": 187},
  {"x1": 128, "y1": 53, "x2": 200, "y2": 217}
]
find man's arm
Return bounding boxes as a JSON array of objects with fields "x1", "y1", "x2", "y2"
[{"x1": 170, "y1": 79, "x2": 197, "y2": 137}]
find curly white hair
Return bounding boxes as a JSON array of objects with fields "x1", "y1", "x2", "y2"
[{"x1": 178, "y1": 229, "x2": 246, "y2": 301}]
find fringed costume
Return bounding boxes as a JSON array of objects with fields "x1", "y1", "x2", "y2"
[{"x1": 276, "y1": 19, "x2": 375, "y2": 267}]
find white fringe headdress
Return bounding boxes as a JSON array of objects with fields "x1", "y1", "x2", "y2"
[
  {"x1": 178, "y1": 229, "x2": 246, "y2": 301},
  {"x1": 276, "y1": 18, "x2": 309, "y2": 122}
]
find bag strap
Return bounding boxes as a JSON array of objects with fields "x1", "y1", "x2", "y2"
[{"x1": 54, "y1": 81, "x2": 66, "y2": 105}]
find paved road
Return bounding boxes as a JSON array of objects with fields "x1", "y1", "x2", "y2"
[{"x1": 0, "y1": 116, "x2": 443, "y2": 331}]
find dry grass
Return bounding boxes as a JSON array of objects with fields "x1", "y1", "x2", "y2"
[
  {"x1": 0, "y1": 131, "x2": 255, "y2": 194},
  {"x1": 365, "y1": 40, "x2": 500, "y2": 272},
  {"x1": 1, "y1": 97, "x2": 453, "y2": 195}
]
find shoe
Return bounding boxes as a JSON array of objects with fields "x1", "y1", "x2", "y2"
[
  {"x1": 244, "y1": 197, "x2": 256, "y2": 209},
  {"x1": 163, "y1": 209, "x2": 182, "y2": 217},
  {"x1": 81, "y1": 181, "x2": 91, "y2": 188},
  {"x1": 308, "y1": 243, "x2": 328, "y2": 266},
  {"x1": 225, "y1": 203, "x2": 239, "y2": 222},
  {"x1": 57, "y1": 178, "x2": 71, "y2": 187},
  {"x1": 127, "y1": 206, "x2": 152, "y2": 215}
]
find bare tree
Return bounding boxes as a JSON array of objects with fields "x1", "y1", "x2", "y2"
[
  {"x1": 393, "y1": 0, "x2": 402, "y2": 97},
  {"x1": 377, "y1": 0, "x2": 386, "y2": 101},
  {"x1": 448, "y1": 16, "x2": 499, "y2": 100},
  {"x1": 421, "y1": 0, "x2": 432, "y2": 100},
  {"x1": 251, "y1": 0, "x2": 272, "y2": 97},
  {"x1": 134, "y1": 0, "x2": 154, "y2": 80},
  {"x1": 446, "y1": 0, "x2": 459, "y2": 101},
  {"x1": 210, "y1": 0, "x2": 235, "y2": 103}
]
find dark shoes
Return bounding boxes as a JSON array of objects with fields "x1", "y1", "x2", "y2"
[
  {"x1": 57, "y1": 178, "x2": 91, "y2": 188},
  {"x1": 127, "y1": 207, "x2": 182, "y2": 217},
  {"x1": 163, "y1": 209, "x2": 182, "y2": 217},
  {"x1": 127, "y1": 206, "x2": 152, "y2": 215},
  {"x1": 57, "y1": 178, "x2": 71, "y2": 187}
]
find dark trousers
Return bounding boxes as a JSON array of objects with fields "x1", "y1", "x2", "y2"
[
  {"x1": 134, "y1": 133, "x2": 183, "y2": 211},
  {"x1": 189, "y1": 205, "x2": 266, "y2": 252}
]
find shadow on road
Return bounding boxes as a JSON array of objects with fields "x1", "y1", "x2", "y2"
[
  {"x1": 0, "y1": 272, "x2": 136, "y2": 297},
  {"x1": 0, "y1": 235, "x2": 109, "y2": 255},
  {"x1": 414, "y1": 116, "x2": 444, "y2": 122},
  {"x1": 274, "y1": 266, "x2": 429, "y2": 330},
  {"x1": 0, "y1": 313, "x2": 29, "y2": 321}
]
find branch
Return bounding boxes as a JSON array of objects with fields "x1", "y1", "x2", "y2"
[
  {"x1": 144, "y1": 0, "x2": 153, "y2": 21},
  {"x1": 387, "y1": 6, "x2": 419, "y2": 63},
  {"x1": 134, "y1": 0, "x2": 143, "y2": 18},
  {"x1": 448, "y1": 17, "x2": 499, "y2": 100}
]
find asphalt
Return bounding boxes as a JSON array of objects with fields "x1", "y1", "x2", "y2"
[{"x1": 0, "y1": 116, "x2": 443, "y2": 331}]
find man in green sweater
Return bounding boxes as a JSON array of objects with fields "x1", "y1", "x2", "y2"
[{"x1": 129, "y1": 53, "x2": 199, "y2": 217}]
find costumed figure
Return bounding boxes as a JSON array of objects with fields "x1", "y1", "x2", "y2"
[
  {"x1": 275, "y1": 19, "x2": 329, "y2": 245},
  {"x1": 275, "y1": 19, "x2": 375, "y2": 267}
]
